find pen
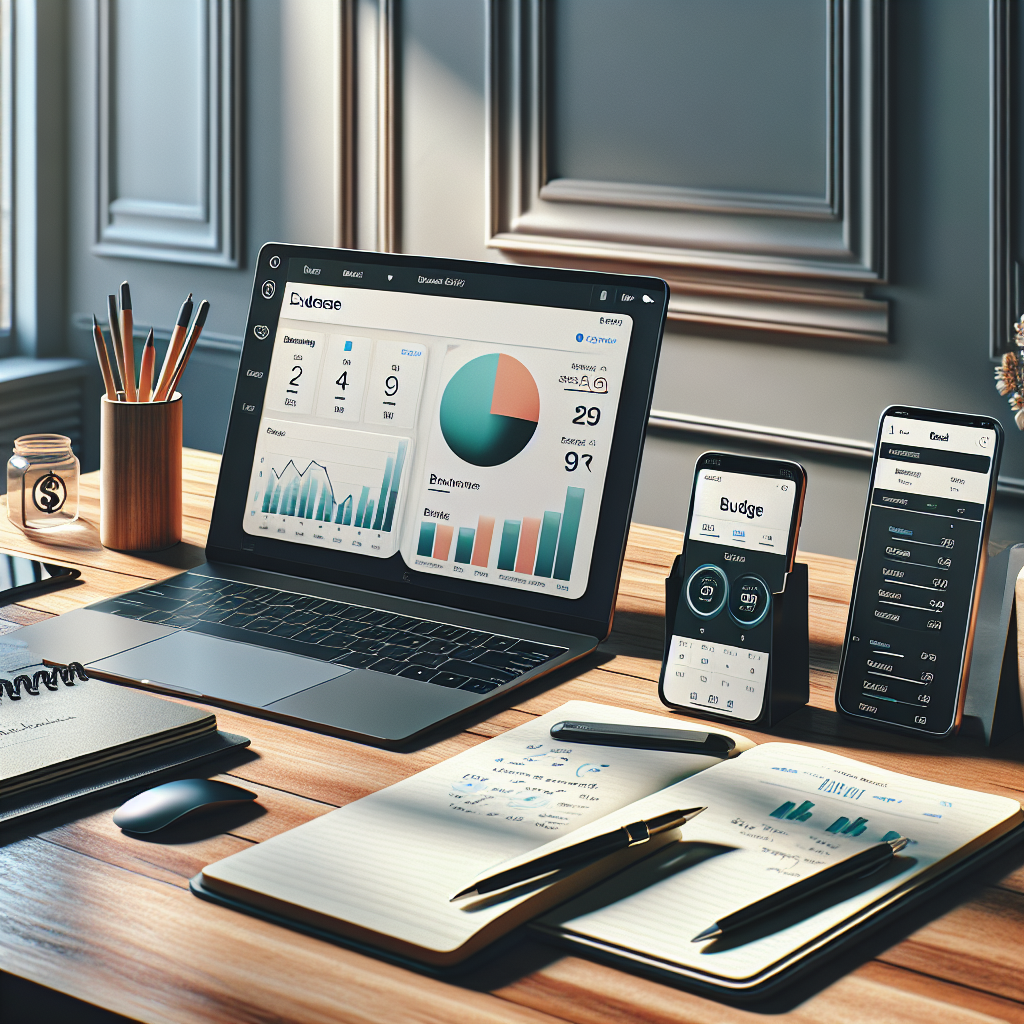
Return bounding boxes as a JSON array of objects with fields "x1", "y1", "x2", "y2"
[
  {"x1": 107, "y1": 294, "x2": 127, "y2": 401},
  {"x1": 691, "y1": 834, "x2": 910, "y2": 942},
  {"x1": 450, "y1": 806, "x2": 706, "y2": 901},
  {"x1": 550, "y1": 721, "x2": 736, "y2": 757},
  {"x1": 119, "y1": 281, "x2": 136, "y2": 401},
  {"x1": 138, "y1": 328, "x2": 156, "y2": 401},
  {"x1": 162, "y1": 299, "x2": 209, "y2": 400},
  {"x1": 91, "y1": 313, "x2": 117, "y2": 400},
  {"x1": 154, "y1": 292, "x2": 193, "y2": 401}
]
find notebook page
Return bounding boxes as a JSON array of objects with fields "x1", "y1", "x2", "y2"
[
  {"x1": 202, "y1": 700, "x2": 753, "y2": 955},
  {"x1": 538, "y1": 742, "x2": 1022, "y2": 982}
]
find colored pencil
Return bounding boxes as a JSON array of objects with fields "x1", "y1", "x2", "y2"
[
  {"x1": 138, "y1": 328, "x2": 156, "y2": 401},
  {"x1": 154, "y1": 293, "x2": 193, "y2": 402},
  {"x1": 119, "y1": 281, "x2": 137, "y2": 401},
  {"x1": 164, "y1": 300, "x2": 209, "y2": 399},
  {"x1": 107, "y1": 294, "x2": 127, "y2": 401},
  {"x1": 91, "y1": 313, "x2": 117, "y2": 400}
]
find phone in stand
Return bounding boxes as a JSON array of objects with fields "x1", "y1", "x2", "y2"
[
  {"x1": 660, "y1": 452, "x2": 807, "y2": 724},
  {"x1": 835, "y1": 406, "x2": 1003, "y2": 738}
]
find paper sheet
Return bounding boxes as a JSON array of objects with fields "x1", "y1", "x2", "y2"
[
  {"x1": 202, "y1": 700, "x2": 753, "y2": 955},
  {"x1": 537, "y1": 742, "x2": 1022, "y2": 983}
]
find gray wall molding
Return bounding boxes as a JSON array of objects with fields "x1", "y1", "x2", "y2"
[
  {"x1": 650, "y1": 408, "x2": 1024, "y2": 497},
  {"x1": 92, "y1": 0, "x2": 241, "y2": 267},
  {"x1": 486, "y1": 0, "x2": 889, "y2": 344},
  {"x1": 990, "y1": 0, "x2": 1014, "y2": 357}
]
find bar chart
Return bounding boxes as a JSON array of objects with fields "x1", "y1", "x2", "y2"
[
  {"x1": 417, "y1": 486, "x2": 584, "y2": 581},
  {"x1": 245, "y1": 419, "x2": 411, "y2": 556}
]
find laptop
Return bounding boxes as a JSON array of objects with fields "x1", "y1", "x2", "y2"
[{"x1": 16, "y1": 245, "x2": 667, "y2": 746}]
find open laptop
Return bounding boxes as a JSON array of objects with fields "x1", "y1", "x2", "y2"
[{"x1": 16, "y1": 245, "x2": 667, "y2": 746}]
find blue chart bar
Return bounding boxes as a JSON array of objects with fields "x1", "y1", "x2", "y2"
[
  {"x1": 382, "y1": 440, "x2": 408, "y2": 532},
  {"x1": 355, "y1": 486, "x2": 369, "y2": 526},
  {"x1": 533, "y1": 511, "x2": 561, "y2": 578},
  {"x1": 372, "y1": 454, "x2": 395, "y2": 530},
  {"x1": 497, "y1": 520, "x2": 522, "y2": 570},
  {"x1": 553, "y1": 487, "x2": 584, "y2": 581},
  {"x1": 454, "y1": 527, "x2": 475, "y2": 563},
  {"x1": 363, "y1": 499, "x2": 375, "y2": 528},
  {"x1": 418, "y1": 522, "x2": 436, "y2": 556}
]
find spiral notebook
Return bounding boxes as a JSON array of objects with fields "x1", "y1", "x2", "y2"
[{"x1": 193, "y1": 700, "x2": 1021, "y2": 986}]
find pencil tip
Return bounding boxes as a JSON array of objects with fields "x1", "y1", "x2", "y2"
[
  {"x1": 449, "y1": 888, "x2": 477, "y2": 902},
  {"x1": 92, "y1": 313, "x2": 98, "y2": 327},
  {"x1": 692, "y1": 926, "x2": 721, "y2": 943}
]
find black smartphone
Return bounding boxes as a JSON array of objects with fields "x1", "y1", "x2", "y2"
[
  {"x1": 660, "y1": 452, "x2": 807, "y2": 723},
  {"x1": 0, "y1": 552, "x2": 80, "y2": 605},
  {"x1": 835, "y1": 406, "x2": 1003, "y2": 739}
]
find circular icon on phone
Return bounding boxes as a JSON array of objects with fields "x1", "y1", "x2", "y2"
[
  {"x1": 269, "y1": 255, "x2": 281, "y2": 269},
  {"x1": 261, "y1": 280, "x2": 276, "y2": 299},
  {"x1": 685, "y1": 564, "x2": 728, "y2": 619},
  {"x1": 727, "y1": 574, "x2": 771, "y2": 628}
]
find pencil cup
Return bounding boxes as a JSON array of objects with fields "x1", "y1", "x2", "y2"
[{"x1": 100, "y1": 393, "x2": 183, "y2": 551}]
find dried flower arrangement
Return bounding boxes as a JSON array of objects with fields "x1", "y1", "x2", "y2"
[{"x1": 995, "y1": 314, "x2": 1024, "y2": 429}]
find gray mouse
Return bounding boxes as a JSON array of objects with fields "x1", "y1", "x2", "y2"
[{"x1": 113, "y1": 778, "x2": 257, "y2": 834}]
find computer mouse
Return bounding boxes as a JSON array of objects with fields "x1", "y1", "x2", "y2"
[{"x1": 113, "y1": 778, "x2": 257, "y2": 834}]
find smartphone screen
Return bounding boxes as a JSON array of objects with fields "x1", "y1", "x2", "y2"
[
  {"x1": 661, "y1": 453, "x2": 805, "y2": 722},
  {"x1": 836, "y1": 408, "x2": 1002, "y2": 737},
  {"x1": 0, "y1": 552, "x2": 77, "y2": 601}
]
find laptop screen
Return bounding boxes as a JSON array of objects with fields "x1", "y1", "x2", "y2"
[{"x1": 209, "y1": 247, "x2": 666, "y2": 637}]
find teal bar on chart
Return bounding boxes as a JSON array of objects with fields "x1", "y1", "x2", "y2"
[
  {"x1": 497, "y1": 520, "x2": 521, "y2": 570},
  {"x1": 418, "y1": 521, "x2": 436, "y2": 556},
  {"x1": 382, "y1": 439, "x2": 408, "y2": 532},
  {"x1": 355, "y1": 485, "x2": 369, "y2": 527},
  {"x1": 455, "y1": 527, "x2": 475, "y2": 563},
  {"x1": 533, "y1": 511, "x2": 561, "y2": 577},
  {"x1": 373, "y1": 455, "x2": 395, "y2": 530},
  {"x1": 553, "y1": 487, "x2": 584, "y2": 581}
]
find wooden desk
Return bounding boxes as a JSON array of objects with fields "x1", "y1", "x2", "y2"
[{"x1": 1, "y1": 450, "x2": 1021, "y2": 1024}]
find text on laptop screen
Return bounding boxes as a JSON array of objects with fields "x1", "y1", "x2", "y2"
[{"x1": 242, "y1": 277, "x2": 633, "y2": 600}]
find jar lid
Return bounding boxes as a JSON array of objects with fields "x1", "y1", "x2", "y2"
[{"x1": 13, "y1": 434, "x2": 74, "y2": 456}]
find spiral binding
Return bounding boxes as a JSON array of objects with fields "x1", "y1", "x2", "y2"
[{"x1": 0, "y1": 662, "x2": 89, "y2": 701}]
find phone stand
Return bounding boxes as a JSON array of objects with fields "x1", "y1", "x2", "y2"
[
  {"x1": 662, "y1": 555, "x2": 810, "y2": 728},
  {"x1": 962, "y1": 543, "x2": 1024, "y2": 745}
]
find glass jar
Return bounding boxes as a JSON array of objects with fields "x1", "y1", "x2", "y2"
[{"x1": 7, "y1": 434, "x2": 80, "y2": 531}]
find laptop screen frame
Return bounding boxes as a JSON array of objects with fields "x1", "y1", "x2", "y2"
[{"x1": 205, "y1": 243, "x2": 668, "y2": 640}]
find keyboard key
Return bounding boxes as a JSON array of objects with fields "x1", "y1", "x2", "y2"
[
  {"x1": 327, "y1": 619, "x2": 368, "y2": 637},
  {"x1": 163, "y1": 613, "x2": 200, "y2": 627},
  {"x1": 428, "y1": 624, "x2": 467, "y2": 641},
  {"x1": 246, "y1": 616, "x2": 281, "y2": 633},
  {"x1": 132, "y1": 593, "x2": 189, "y2": 612},
  {"x1": 398, "y1": 665, "x2": 439, "y2": 682},
  {"x1": 386, "y1": 632, "x2": 433, "y2": 651},
  {"x1": 359, "y1": 626, "x2": 397, "y2": 642},
  {"x1": 338, "y1": 605, "x2": 374, "y2": 621},
  {"x1": 292, "y1": 627, "x2": 339, "y2": 645},
  {"x1": 270, "y1": 622, "x2": 309, "y2": 639},
  {"x1": 438, "y1": 660, "x2": 516, "y2": 684},
  {"x1": 423, "y1": 638, "x2": 460, "y2": 656},
  {"x1": 368, "y1": 657, "x2": 405, "y2": 674},
  {"x1": 481, "y1": 635, "x2": 518, "y2": 651},
  {"x1": 455, "y1": 628, "x2": 491, "y2": 646},
  {"x1": 222, "y1": 611, "x2": 261, "y2": 628},
  {"x1": 510, "y1": 640, "x2": 566, "y2": 659},
  {"x1": 376, "y1": 643, "x2": 415, "y2": 660},
  {"x1": 473, "y1": 651, "x2": 540, "y2": 673},
  {"x1": 360, "y1": 609, "x2": 397, "y2": 625},
  {"x1": 345, "y1": 638, "x2": 387, "y2": 655},
  {"x1": 284, "y1": 609, "x2": 321, "y2": 627},
  {"x1": 408, "y1": 620, "x2": 441, "y2": 635},
  {"x1": 408, "y1": 652, "x2": 448, "y2": 668},
  {"x1": 140, "y1": 610, "x2": 170, "y2": 622},
  {"x1": 429, "y1": 672, "x2": 467, "y2": 688},
  {"x1": 194, "y1": 606, "x2": 240, "y2": 624},
  {"x1": 334, "y1": 651, "x2": 377, "y2": 668},
  {"x1": 385, "y1": 614, "x2": 419, "y2": 630},
  {"x1": 449, "y1": 644, "x2": 487, "y2": 660},
  {"x1": 460, "y1": 680, "x2": 499, "y2": 694}
]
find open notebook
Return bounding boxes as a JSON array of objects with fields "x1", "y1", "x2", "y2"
[{"x1": 194, "y1": 701, "x2": 1021, "y2": 982}]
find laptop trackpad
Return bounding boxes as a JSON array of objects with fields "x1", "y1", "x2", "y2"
[
  {"x1": 88, "y1": 630, "x2": 345, "y2": 706},
  {"x1": 265, "y1": 670, "x2": 481, "y2": 743}
]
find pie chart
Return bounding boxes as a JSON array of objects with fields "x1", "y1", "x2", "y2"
[{"x1": 439, "y1": 353, "x2": 540, "y2": 467}]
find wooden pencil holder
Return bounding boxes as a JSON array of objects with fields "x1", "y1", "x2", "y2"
[{"x1": 100, "y1": 393, "x2": 183, "y2": 551}]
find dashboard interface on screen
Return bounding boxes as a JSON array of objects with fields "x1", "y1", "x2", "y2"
[{"x1": 242, "y1": 269, "x2": 634, "y2": 600}]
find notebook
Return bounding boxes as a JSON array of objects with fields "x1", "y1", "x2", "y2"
[
  {"x1": 0, "y1": 638, "x2": 244, "y2": 819},
  {"x1": 194, "y1": 700, "x2": 1021, "y2": 980}
]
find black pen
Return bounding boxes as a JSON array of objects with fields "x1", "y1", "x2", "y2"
[
  {"x1": 692, "y1": 835, "x2": 910, "y2": 942},
  {"x1": 450, "y1": 806, "x2": 706, "y2": 901},
  {"x1": 550, "y1": 721, "x2": 736, "y2": 757}
]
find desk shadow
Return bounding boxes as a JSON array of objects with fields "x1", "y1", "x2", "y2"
[
  {"x1": 12, "y1": 517, "x2": 104, "y2": 552},
  {"x1": 137, "y1": 541, "x2": 208, "y2": 571}
]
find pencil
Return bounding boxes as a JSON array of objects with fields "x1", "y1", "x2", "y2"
[
  {"x1": 153, "y1": 293, "x2": 193, "y2": 402},
  {"x1": 107, "y1": 294, "x2": 127, "y2": 401},
  {"x1": 138, "y1": 328, "x2": 156, "y2": 401},
  {"x1": 119, "y1": 281, "x2": 137, "y2": 401},
  {"x1": 164, "y1": 299, "x2": 209, "y2": 399},
  {"x1": 92, "y1": 313, "x2": 117, "y2": 400}
]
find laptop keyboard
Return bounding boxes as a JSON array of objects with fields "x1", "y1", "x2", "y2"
[{"x1": 92, "y1": 573, "x2": 567, "y2": 695}]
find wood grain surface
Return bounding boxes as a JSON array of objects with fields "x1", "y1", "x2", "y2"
[{"x1": 0, "y1": 450, "x2": 1021, "y2": 1024}]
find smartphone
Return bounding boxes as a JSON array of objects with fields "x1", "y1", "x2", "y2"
[
  {"x1": 835, "y1": 406, "x2": 1003, "y2": 739},
  {"x1": 660, "y1": 452, "x2": 807, "y2": 723},
  {"x1": 0, "y1": 552, "x2": 80, "y2": 604}
]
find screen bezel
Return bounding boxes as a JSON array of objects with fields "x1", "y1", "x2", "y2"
[
  {"x1": 681, "y1": 451, "x2": 808, "y2": 576},
  {"x1": 834, "y1": 405, "x2": 1004, "y2": 738},
  {"x1": 205, "y1": 243, "x2": 668, "y2": 640}
]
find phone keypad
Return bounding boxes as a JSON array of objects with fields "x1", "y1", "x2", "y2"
[{"x1": 662, "y1": 636, "x2": 768, "y2": 721}]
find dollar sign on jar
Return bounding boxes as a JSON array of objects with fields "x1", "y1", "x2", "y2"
[{"x1": 32, "y1": 471, "x2": 67, "y2": 514}]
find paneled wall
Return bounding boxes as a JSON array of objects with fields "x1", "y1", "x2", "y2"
[{"x1": 60, "y1": 0, "x2": 1024, "y2": 558}]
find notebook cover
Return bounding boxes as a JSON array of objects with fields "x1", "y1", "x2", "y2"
[{"x1": 0, "y1": 730, "x2": 251, "y2": 829}]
